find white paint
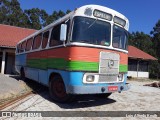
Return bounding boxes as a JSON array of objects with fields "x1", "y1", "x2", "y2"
[
  {"x1": 128, "y1": 71, "x2": 149, "y2": 78},
  {"x1": 74, "y1": 5, "x2": 129, "y2": 30},
  {"x1": 16, "y1": 4, "x2": 129, "y2": 55},
  {"x1": 83, "y1": 73, "x2": 124, "y2": 84},
  {"x1": 1, "y1": 50, "x2": 6, "y2": 74}
]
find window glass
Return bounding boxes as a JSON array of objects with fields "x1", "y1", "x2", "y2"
[
  {"x1": 113, "y1": 25, "x2": 128, "y2": 50},
  {"x1": 139, "y1": 61, "x2": 148, "y2": 72},
  {"x1": 49, "y1": 24, "x2": 62, "y2": 47},
  {"x1": 128, "y1": 60, "x2": 149, "y2": 72},
  {"x1": 42, "y1": 31, "x2": 49, "y2": 49},
  {"x1": 17, "y1": 43, "x2": 22, "y2": 53},
  {"x1": 33, "y1": 33, "x2": 42, "y2": 50},
  {"x1": 21, "y1": 41, "x2": 26, "y2": 52},
  {"x1": 71, "y1": 16, "x2": 111, "y2": 46},
  {"x1": 26, "y1": 38, "x2": 33, "y2": 51},
  {"x1": 128, "y1": 59, "x2": 137, "y2": 71}
]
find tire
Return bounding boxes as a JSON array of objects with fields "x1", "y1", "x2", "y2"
[
  {"x1": 20, "y1": 68, "x2": 25, "y2": 80},
  {"x1": 96, "y1": 93, "x2": 112, "y2": 98},
  {"x1": 49, "y1": 75, "x2": 73, "y2": 103}
]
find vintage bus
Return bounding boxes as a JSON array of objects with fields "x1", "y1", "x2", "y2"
[{"x1": 15, "y1": 5, "x2": 130, "y2": 102}]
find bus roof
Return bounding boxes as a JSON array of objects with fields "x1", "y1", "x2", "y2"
[
  {"x1": 17, "y1": 4, "x2": 129, "y2": 45},
  {"x1": 74, "y1": 5, "x2": 129, "y2": 30}
]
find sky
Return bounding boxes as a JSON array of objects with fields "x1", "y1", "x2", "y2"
[{"x1": 18, "y1": 0, "x2": 160, "y2": 34}]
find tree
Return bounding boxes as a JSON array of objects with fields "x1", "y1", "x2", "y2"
[
  {"x1": 45, "y1": 10, "x2": 68, "y2": 26},
  {"x1": 129, "y1": 31, "x2": 154, "y2": 55},
  {"x1": 150, "y1": 20, "x2": 160, "y2": 79},
  {"x1": 128, "y1": 31, "x2": 160, "y2": 79},
  {"x1": 151, "y1": 20, "x2": 160, "y2": 60},
  {"x1": 0, "y1": 0, "x2": 29, "y2": 28},
  {"x1": 0, "y1": 0, "x2": 70, "y2": 29},
  {"x1": 24, "y1": 8, "x2": 48, "y2": 29}
]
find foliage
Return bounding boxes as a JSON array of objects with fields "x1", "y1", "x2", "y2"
[
  {"x1": 150, "y1": 20, "x2": 160, "y2": 78},
  {"x1": 0, "y1": 0, "x2": 160, "y2": 78},
  {"x1": 129, "y1": 21, "x2": 160, "y2": 79},
  {"x1": 0, "y1": 0, "x2": 70, "y2": 29},
  {"x1": 129, "y1": 32, "x2": 154, "y2": 55}
]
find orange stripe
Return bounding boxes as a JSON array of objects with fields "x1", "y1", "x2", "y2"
[
  {"x1": 69, "y1": 47, "x2": 128, "y2": 64},
  {"x1": 27, "y1": 46, "x2": 128, "y2": 65}
]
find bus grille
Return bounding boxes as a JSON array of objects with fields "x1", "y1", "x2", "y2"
[{"x1": 99, "y1": 52, "x2": 120, "y2": 82}]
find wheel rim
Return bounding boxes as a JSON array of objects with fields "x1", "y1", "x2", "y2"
[{"x1": 52, "y1": 79, "x2": 66, "y2": 98}]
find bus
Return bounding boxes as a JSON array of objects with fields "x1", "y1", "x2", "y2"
[{"x1": 15, "y1": 5, "x2": 130, "y2": 102}]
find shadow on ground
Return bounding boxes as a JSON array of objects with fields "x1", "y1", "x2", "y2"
[{"x1": 10, "y1": 75, "x2": 116, "y2": 109}]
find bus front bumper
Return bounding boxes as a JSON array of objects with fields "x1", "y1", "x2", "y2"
[{"x1": 66, "y1": 83, "x2": 131, "y2": 94}]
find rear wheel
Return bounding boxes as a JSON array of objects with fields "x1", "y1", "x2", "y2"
[
  {"x1": 49, "y1": 75, "x2": 73, "y2": 103},
  {"x1": 20, "y1": 68, "x2": 25, "y2": 80}
]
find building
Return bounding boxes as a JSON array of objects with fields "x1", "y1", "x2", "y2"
[
  {"x1": 0, "y1": 24, "x2": 157, "y2": 78},
  {"x1": 128, "y1": 46, "x2": 157, "y2": 78},
  {"x1": 0, "y1": 24, "x2": 36, "y2": 74}
]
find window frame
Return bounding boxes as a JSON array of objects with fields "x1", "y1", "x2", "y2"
[
  {"x1": 112, "y1": 25, "x2": 128, "y2": 50},
  {"x1": 70, "y1": 16, "x2": 111, "y2": 46},
  {"x1": 49, "y1": 24, "x2": 62, "y2": 47},
  {"x1": 26, "y1": 38, "x2": 33, "y2": 51},
  {"x1": 17, "y1": 43, "x2": 22, "y2": 53},
  {"x1": 21, "y1": 41, "x2": 26, "y2": 53},
  {"x1": 32, "y1": 33, "x2": 43, "y2": 50},
  {"x1": 42, "y1": 31, "x2": 50, "y2": 49}
]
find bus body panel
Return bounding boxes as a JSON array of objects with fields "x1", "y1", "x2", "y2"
[
  {"x1": 15, "y1": 46, "x2": 129, "y2": 94},
  {"x1": 15, "y1": 54, "x2": 26, "y2": 73},
  {"x1": 47, "y1": 69, "x2": 128, "y2": 94},
  {"x1": 25, "y1": 67, "x2": 39, "y2": 82},
  {"x1": 26, "y1": 46, "x2": 128, "y2": 73},
  {"x1": 66, "y1": 74, "x2": 128, "y2": 94},
  {"x1": 15, "y1": 4, "x2": 130, "y2": 96},
  {"x1": 39, "y1": 70, "x2": 48, "y2": 85}
]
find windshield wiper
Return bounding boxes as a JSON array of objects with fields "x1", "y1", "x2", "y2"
[
  {"x1": 79, "y1": 40, "x2": 90, "y2": 43},
  {"x1": 88, "y1": 18, "x2": 98, "y2": 29}
]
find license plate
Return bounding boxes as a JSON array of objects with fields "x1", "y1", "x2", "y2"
[{"x1": 108, "y1": 86, "x2": 118, "y2": 92}]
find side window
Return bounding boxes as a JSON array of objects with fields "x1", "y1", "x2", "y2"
[
  {"x1": 49, "y1": 24, "x2": 62, "y2": 47},
  {"x1": 42, "y1": 31, "x2": 49, "y2": 49},
  {"x1": 33, "y1": 33, "x2": 42, "y2": 50},
  {"x1": 21, "y1": 41, "x2": 26, "y2": 52},
  {"x1": 17, "y1": 43, "x2": 21, "y2": 53},
  {"x1": 26, "y1": 38, "x2": 33, "y2": 51}
]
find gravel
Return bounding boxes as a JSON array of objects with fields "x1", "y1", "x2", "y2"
[
  {"x1": 0, "y1": 74, "x2": 31, "y2": 104},
  {"x1": 1, "y1": 77, "x2": 160, "y2": 119}
]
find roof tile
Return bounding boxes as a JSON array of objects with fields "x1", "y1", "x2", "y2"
[
  {"x1": 128, "y1": 46, "x2": 157, "y2": 60},
  {"x1": 0, "y1": 24, "x2": 36, "y2": 48}
]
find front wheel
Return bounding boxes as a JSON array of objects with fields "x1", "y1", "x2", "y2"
[{"x1": 49, "y1": 75, "x2": 73, "y2": 103}]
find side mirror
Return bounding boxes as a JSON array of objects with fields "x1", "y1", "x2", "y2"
[{"x1": 60, "y1": 24, "x2": 67, "y2": 41}]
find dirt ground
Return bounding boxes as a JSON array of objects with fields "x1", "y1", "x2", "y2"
[{"x1": 1, "y1": 78, "x2": 160, "y2": 120}]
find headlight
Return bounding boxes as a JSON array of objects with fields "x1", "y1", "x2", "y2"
[
  {"x1": 118, "y1": 74, "x2": 123, "y2": 81},
  {"x1": 86, "y1": 75, "x2": 95, "y2": 82}
]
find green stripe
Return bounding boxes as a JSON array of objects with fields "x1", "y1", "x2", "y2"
[
  {"x1": 68, "y1": 61, "x2": 98, "y2": 71},
  {"x1": 27, "y1": 58, "x2": 128, "y2": 72},
  {"x1": 119, "y1": 64, "x2": 128, "y2": 72}
]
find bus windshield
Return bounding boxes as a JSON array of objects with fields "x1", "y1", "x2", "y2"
[
  {"x1": 71, "y1": 16, "x2": 111, "y2": 46},
  {"x1": 112, "y1": 25, "x2": 128, "y2": 50}
]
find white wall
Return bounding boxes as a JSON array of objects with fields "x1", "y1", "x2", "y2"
[{"x1": 128, "y1": 71, "x2": 149, "y2": 78}]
